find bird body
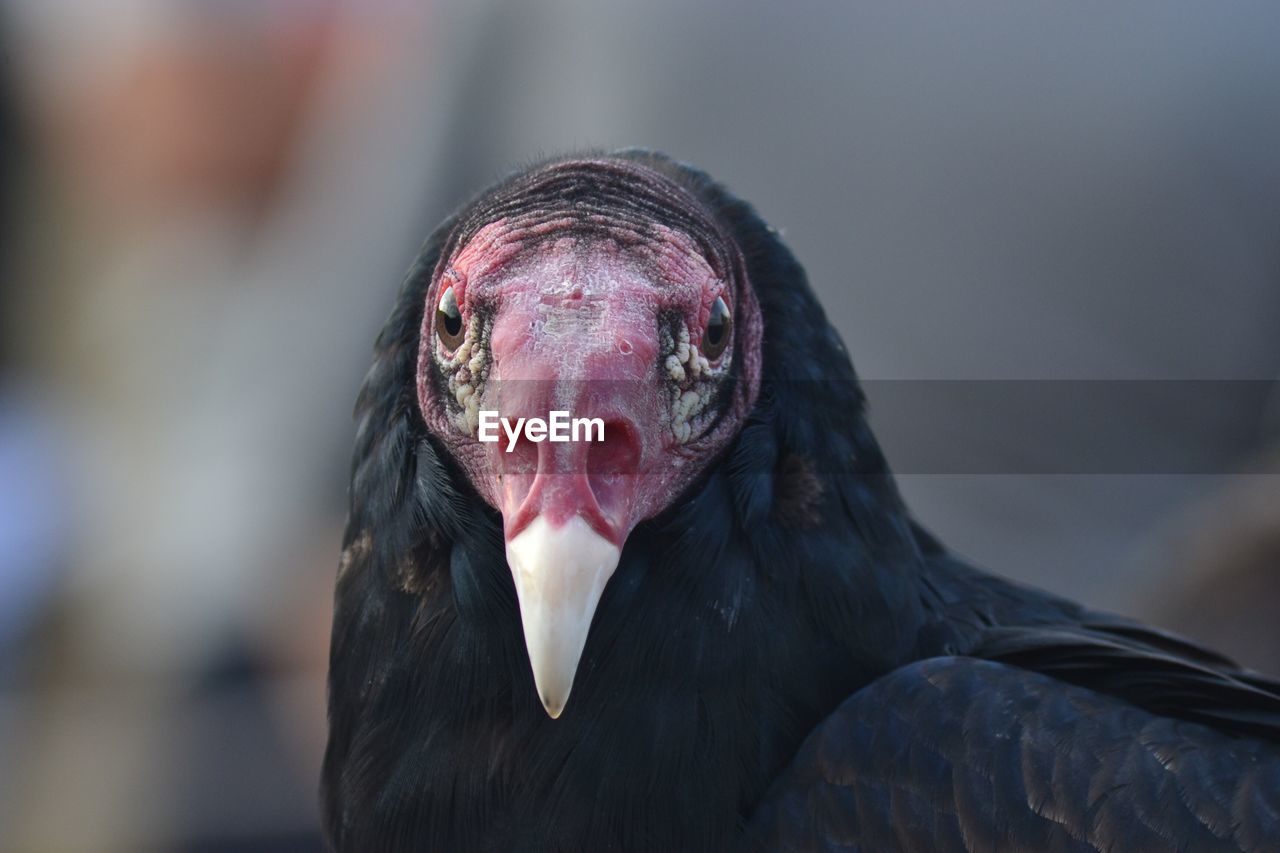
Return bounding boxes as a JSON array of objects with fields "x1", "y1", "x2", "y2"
[{"x1": 323, "y1": 151, "x2": 1280, "y2": 851}]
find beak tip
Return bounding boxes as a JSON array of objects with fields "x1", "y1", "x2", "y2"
[{"x1": 507, "y1": 515, "x2": 621, "y2": 722}]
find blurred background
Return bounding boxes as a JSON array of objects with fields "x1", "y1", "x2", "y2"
[{"x1": 0, "y1": 1, "x2": 1277, "y2": 849}]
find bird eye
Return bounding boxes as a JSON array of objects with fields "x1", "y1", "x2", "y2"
[
  {"x1": 701, "y1": 296, "x2": 732, "y2": 360},
  {"x1": 436, "y1": 286, "x2": 465, "y2": 350}
]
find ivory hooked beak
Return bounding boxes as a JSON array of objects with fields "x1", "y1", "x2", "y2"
[{"x1": 505, "y1": 515, "x2": 621, "y2": 718}]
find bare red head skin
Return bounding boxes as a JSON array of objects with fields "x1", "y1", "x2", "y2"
[
  {"x1": 416, "y1": 158, "x2": 763, "y2": 551},
  {"x1": 414, "y1": 157, "x2": 763, "y2": 714}
]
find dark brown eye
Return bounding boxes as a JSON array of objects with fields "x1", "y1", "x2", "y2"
[
  {"x1": 436, "y1": 286, "x2": 464, "y2": 350},
  {"x1": 701, "y1": 296, "x2": 731, "y2": 360}
]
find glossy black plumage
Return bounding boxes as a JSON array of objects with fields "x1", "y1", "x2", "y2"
[
  {"x1": 744, "y1": 657, "x2": 1280, "y2": 851},
  {"x1": 323, "y1": 150, "x2": 1280, "y2": 851}
]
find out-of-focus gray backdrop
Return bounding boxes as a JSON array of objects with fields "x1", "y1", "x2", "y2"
[{"x1": 1, "y1": 1, "x2": 1277, "y2": 849}]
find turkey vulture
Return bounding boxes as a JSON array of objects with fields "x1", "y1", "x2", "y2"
[{"x1": 322, "y1": 150, "x2": 1280, "y2": 851}]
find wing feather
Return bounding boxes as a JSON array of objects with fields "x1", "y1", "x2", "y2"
[{"x1": 744, "y1": 657, "x2": 1280, "y2": 852}]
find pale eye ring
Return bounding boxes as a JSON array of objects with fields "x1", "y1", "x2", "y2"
[
  {"x1": 701, "y1": 296, "x2": 732, "y2": 360},
  {"x1": 436, "y1": 286, "x2": 465, "y2": 350}
]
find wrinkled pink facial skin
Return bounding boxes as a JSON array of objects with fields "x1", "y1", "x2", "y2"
[{"x1": 417, "y1": 183, "x2": 763, "y2": 550}]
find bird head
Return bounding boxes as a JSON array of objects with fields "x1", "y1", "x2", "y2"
[{"x1": 414, "y1": 157, "x2": 764, "y2": 716}]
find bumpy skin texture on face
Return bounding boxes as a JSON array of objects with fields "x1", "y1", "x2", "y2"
[
  {"x1": 414, "y1": 158, "x2": 762, "y2": 548},
  {"x1": 323, "y1": 151, "x2": 1280, "y2": 852}
]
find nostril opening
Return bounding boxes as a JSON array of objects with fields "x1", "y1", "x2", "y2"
[
  {"x1": 588, "y1": 420, "x2": 641, "y2": 478},
  {"x1": 588, "y1": 420, "x2": 640, "y2": 518}
]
